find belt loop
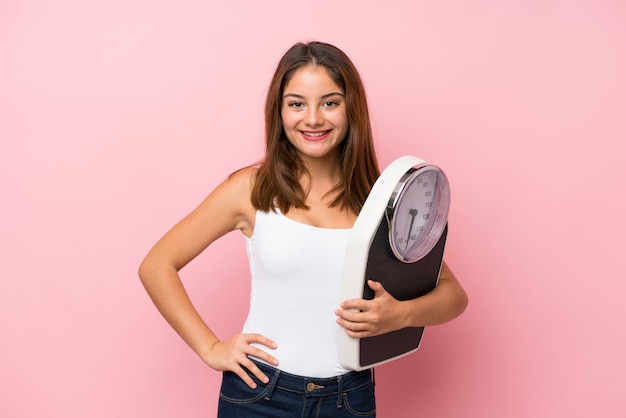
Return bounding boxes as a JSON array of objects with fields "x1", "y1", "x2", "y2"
[
  {"x1": 264, "y1": 368, "x2": 281, "y2": 401},
  {"x1": 336, "y1": 375, "x2": 343, "y2": 409}
]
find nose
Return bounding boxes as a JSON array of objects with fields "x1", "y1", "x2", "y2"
[{"x1": 304, "y1": 106, "x2": 323, "y2": 127}]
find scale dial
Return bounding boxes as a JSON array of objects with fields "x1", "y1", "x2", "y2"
[{"x1": 386, "y1": 164, "x2": 450, "y2": 263}]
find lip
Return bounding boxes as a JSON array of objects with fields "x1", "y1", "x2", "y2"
[{"x1": 300, "y1": 130, "x2": 332, "y2": 141}]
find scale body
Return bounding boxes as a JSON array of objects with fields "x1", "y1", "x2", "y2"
[{"x1": 339, "y1": 155, "x2": 450, "y2": 370}]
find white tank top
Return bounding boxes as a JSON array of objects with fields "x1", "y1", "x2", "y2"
[{"x1": 242, "y1": 209, "x2": 352, "y2": 377}]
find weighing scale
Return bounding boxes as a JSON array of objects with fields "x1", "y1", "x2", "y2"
[{"x1": 339, "y1": 155, "x2": 451, "y2": 370}]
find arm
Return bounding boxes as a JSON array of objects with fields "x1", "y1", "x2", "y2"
[
  {"x1": 138, "y1": 167, "x2": 278, "y2": 388},
  {"x1": 335, "y1": 262, "x2": 468, "y2": 338}
]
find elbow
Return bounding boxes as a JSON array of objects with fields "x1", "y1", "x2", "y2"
[
  {"x1": 457, "y1": 288, "x2": 469, "y2": 317},
  {"x1": 138, "y1": 254, "x2": 180, "y2": 290},
  {"x1": 137, "y1": 257, "x2": 156, "y2": 288},
  {"x1": 450, "y1": 283, "x2": 469, "y2": 320}
]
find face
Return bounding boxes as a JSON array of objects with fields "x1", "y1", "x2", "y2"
[{"x1": 281, "y1": 65, "x2": 348, "y2": 163}]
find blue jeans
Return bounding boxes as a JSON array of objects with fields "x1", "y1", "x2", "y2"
[{"x1": 218, "y1": 360, "x2": 376, "y2": 417}]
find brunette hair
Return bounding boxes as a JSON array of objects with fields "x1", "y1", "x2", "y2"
[{"x1": 251, "y1": 41, "x2": 380, "y2": 215}]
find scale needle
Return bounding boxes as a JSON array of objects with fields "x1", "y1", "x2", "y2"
[{"x1": 406, "y1": 208, "x2": 418, "y2": 250}]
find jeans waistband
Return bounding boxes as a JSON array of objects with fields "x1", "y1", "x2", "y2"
[{"x1": 250, "y1": 359, "x2": 373, "y2": 397}]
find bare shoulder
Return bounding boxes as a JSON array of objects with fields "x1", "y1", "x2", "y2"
[
  {"x1": 204, "y1": 166, "x2": 258, "y2": 236},
  {"x1": 221, "y1": 166, "x2": 258, "y2": 207},
  {"x1": 227, "y1": 165, "x2": 259, "y2": 190}
]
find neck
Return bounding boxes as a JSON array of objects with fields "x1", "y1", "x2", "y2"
[{"x1": 300, "y1": 155, "x2": 342, "y2": 202}]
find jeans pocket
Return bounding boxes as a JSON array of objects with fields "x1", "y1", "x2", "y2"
[
  {"x1": 219, "y1": 371, "x2": 268, "y2": 404},
  {"x1": 343, "y1": 381, "x2": 376, "y2": 416}
]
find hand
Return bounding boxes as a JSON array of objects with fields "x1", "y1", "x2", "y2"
[
  {"x1": 335, "y1": 280, "x2": 407, "y2": 338},
  {"x1": 204, "y1": 333, "x2": 279, "y2": 389}
]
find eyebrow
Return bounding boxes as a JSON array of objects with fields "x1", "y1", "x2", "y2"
[{"x1": 282, "y1": 92, "x2": 345, "y2": 99}]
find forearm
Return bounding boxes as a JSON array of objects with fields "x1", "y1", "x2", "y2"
[
  {"x1": 138, "y1": 262, "x2": 219, "y2": 361},
  {"x1": 401, "y1": 263, "x2": 468, "y2": 328}
]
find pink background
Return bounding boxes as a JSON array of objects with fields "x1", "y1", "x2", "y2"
[{"x1": 2, "y1": 1, "x2": 625, "y2": 417}]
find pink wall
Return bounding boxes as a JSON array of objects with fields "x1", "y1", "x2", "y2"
[{"x1": 2, "y1": 1, "x2": 625, "y2": 417}]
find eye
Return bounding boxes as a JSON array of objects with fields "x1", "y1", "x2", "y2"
[
  {"x1": 287, "y1": 101, "x2": 305, "y2": 109},
  {"x1": 322, "y1": 100, "x2": 339, "y2": 108}
]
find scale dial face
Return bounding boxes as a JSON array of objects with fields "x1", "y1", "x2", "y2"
[{"x1": 386, "y1": 164, "x2": 450, "y2": 263}]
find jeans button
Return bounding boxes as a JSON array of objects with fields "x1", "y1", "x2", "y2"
[{"x1": 306, "y1": 382, "x2": 315, "y2": 392}]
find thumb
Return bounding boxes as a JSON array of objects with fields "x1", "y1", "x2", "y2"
[{"x1": 367, "y1": 280, "x2": 387, "y2": 298}]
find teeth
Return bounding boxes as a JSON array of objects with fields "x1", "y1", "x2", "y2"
[{"x1": 303, "y1": 131, "x2": 328, "y2": 137}]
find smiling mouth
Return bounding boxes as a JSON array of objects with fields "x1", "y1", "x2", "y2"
[{"x1": 301, "y1": 130, "x2": 331, "y2": 137}]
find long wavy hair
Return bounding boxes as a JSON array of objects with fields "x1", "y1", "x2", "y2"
[{"x1": 251, "y1": 41, "x2": 380, "y2": 215}]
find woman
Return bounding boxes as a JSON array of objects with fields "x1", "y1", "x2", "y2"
[{"x1": 139, "y1": 41, "x2": 468, "y2": 417}]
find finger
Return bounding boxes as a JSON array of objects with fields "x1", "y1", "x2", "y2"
[
  {"x1": 343, "y1": 327, "x2": 372, "y2": 339},
  {"x1": 239, "y1": 357, "x2": 272, "y2": 387},
  {"x1": 336, "y1": 307, "x2": 366, "y2": 323},
  {"x1": 340, "y1": 298, "x2": 367, "y2": 311},
  {"x1": 247, "y1": 345, "x2": 279, "y2": 367},
  {"x1": 336, "y1": 314, "x2": 371, "y2": 332},
  {"x1": 245, "y1": 333, "x2": 278, "y2": 350},
  {"x1": 233, "y1": 364, "x2": 262, "y2": 389},
  {"x1": 368, "y1": 280, "x2": 387, "y2": 297},
  {"x1": 242, "y1": 334, "x2": 279, "y2": 366},
  {"x1": 337, "y1": 316, "x2": 373, "y2": 338}
]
